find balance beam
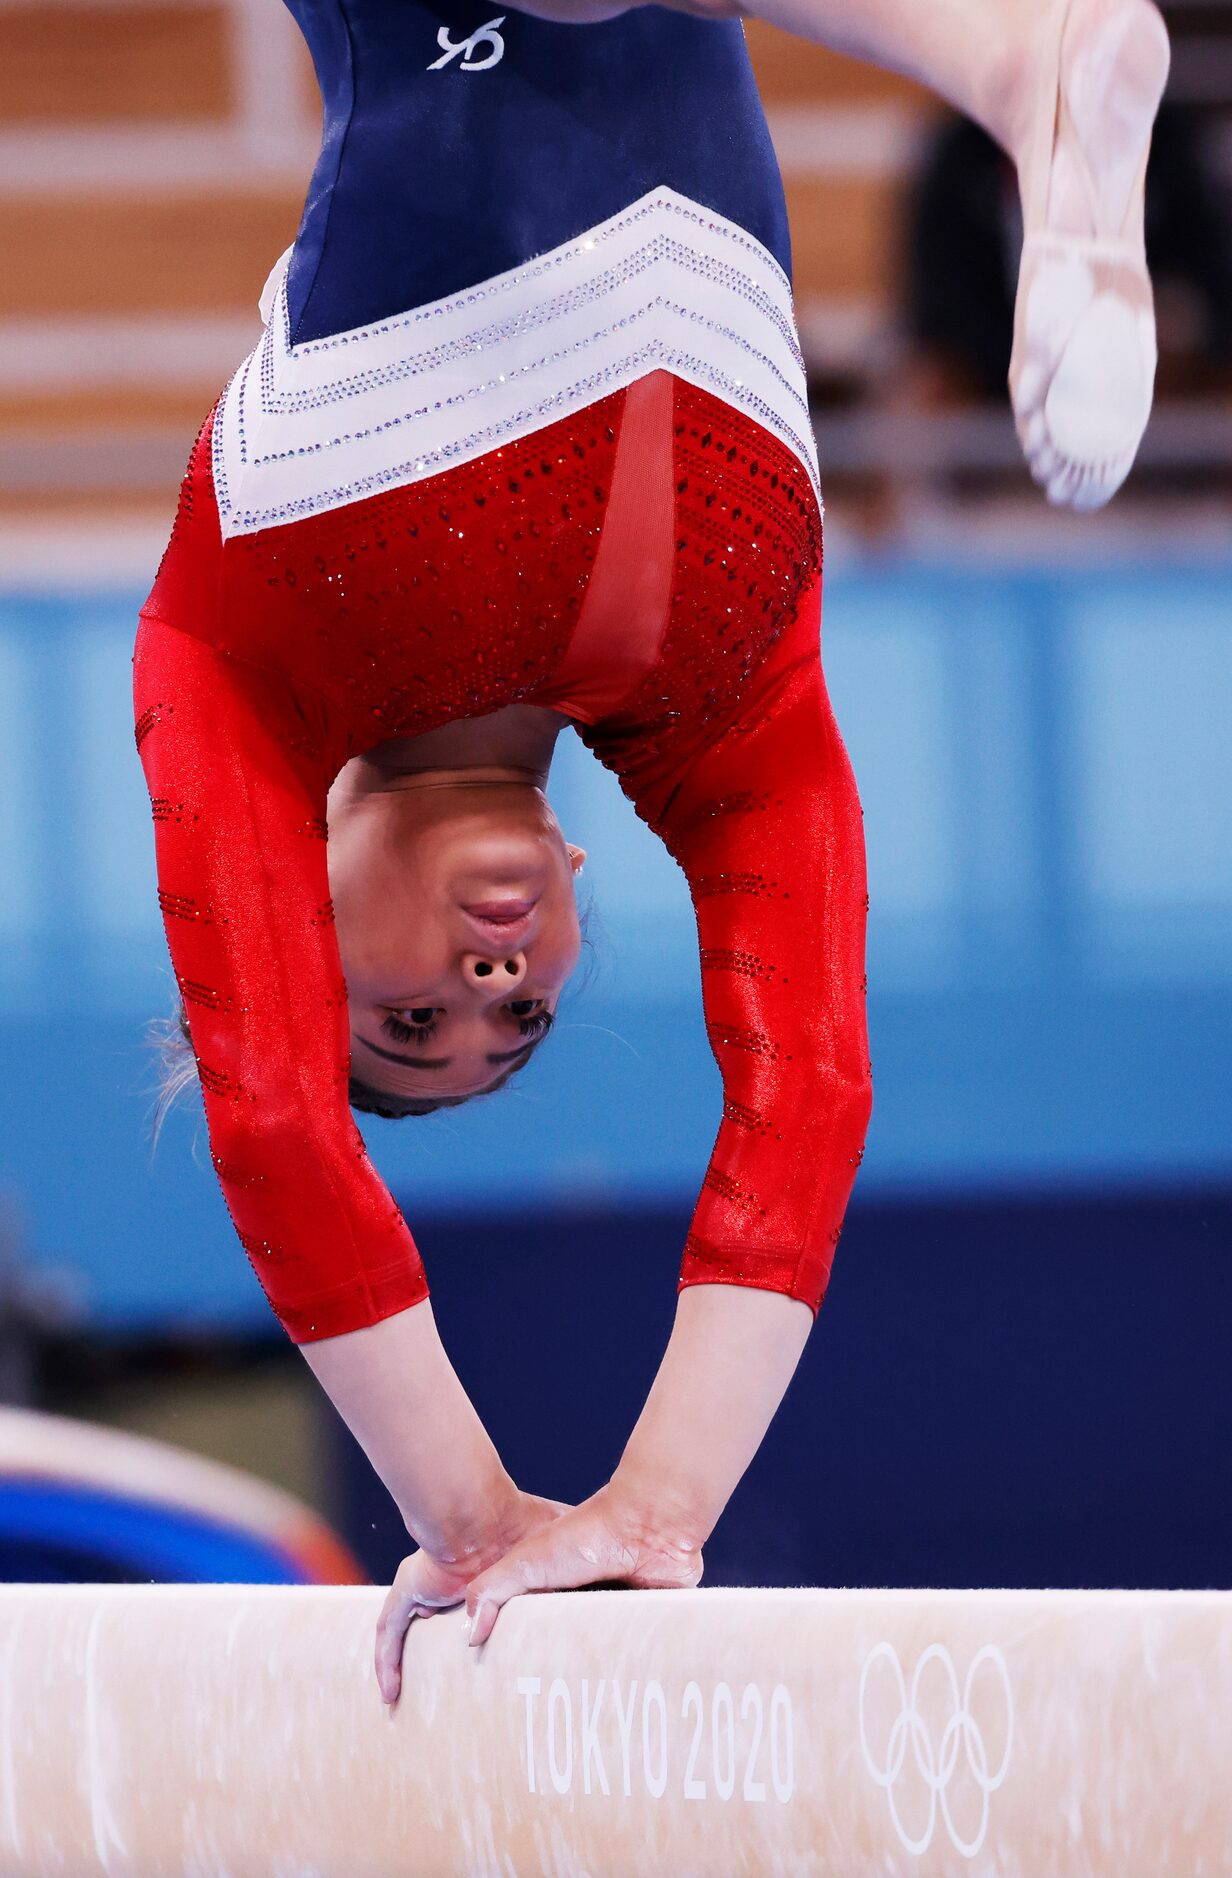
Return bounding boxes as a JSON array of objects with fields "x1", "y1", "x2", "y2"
[{"x1": 1, "y1": 1585, "x2": 1228, "y2": 1874}]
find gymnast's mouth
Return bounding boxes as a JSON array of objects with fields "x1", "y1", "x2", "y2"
[
  {"x1": 462, "y1": 898, "x2": 539, "y2": 920},
  {"x1": 460, "y1": 898, "x2": 539, "y2": 943}
]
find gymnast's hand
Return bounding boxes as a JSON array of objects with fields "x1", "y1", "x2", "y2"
[
  {"x1": 375, "y1": 1490, "x2": 571, "y2": 1704},
  {"x1": 462, "y1": 1482, "x2": 704, "y2": 1649}
]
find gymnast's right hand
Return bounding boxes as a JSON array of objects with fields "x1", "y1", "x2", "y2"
[{"x1": 375, "y1": 1491, "x2": 571, "y2": 1706}]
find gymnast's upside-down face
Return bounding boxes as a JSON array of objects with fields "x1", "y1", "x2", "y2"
[{"x1": 327, "y1": 775, "x2": 586, "y2": 1102}]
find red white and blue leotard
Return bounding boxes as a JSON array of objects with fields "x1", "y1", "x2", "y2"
[{"x1": 132, "y1": 0, "x2": 872, "y2": 1344}]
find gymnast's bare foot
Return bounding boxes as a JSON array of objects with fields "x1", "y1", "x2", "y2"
[{"x1": 1009, "y1": 0, "x2": 1170, "y2": 510}]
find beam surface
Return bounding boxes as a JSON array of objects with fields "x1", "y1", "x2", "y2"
[{"x1": 1, "y1": 1584, "x2": 1229, "y2": 1875}]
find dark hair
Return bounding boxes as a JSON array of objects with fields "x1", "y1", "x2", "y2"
[
  {"x1": 347, "y1": 1060, "x2": 525, "y2": 1120},
  {"x1": 144, "y1": 898, "x2": 598, "y2": 1153},
  {"x1": 146, "y1": 997, "x2": 538, "y2": 1149}
]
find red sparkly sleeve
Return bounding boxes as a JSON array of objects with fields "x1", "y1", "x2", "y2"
[
  {"x1": 132, "y1": 613, "x2": 429, "y2": 1344},
  {"x1": 635, "y1": 571, "x2": 872, "y2": 1318}
]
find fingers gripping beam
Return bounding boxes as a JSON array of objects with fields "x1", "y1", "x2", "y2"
[{"x1": 0, "y1": 1585, "x2": 1228, "y2": 1875}]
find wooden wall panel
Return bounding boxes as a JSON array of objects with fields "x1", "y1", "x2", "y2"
[
  {"x1": 0, "y1": 5, "x2": 231, "y2": 124},
  {"x1": 0, "y1": 386, "x2": 226, "y2": 432},
  {"x1": 745, "y1": 20, "x2": 931, "y2": 109},
  {"x1": 0, "y1": 193, "x2": 302, "y2": 315},
  {"x1": 782, "y1": 173, "x2": 906, "y2": 303}
]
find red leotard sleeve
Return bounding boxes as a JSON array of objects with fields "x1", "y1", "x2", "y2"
[
  {"x1": 132, "y1": 613, "x2": 428, "y2": 1344},
  {"x1": 625, "y1": 568, "x2": 872, "y2": 1318}
]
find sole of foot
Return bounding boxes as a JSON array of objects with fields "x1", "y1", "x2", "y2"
[{"x1": 1009, "y1": 0, "x2": 1170, "y2": 512}]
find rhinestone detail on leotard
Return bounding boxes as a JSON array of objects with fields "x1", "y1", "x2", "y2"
[{"x1": 212, "y1": 188, "x2": 819, "y2": 537}]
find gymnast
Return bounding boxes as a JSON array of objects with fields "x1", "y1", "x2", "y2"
[{"x1": 134, "y1": 0, "x2": 1168, "y2": 1698}]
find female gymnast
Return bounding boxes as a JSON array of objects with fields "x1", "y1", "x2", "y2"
[{"x1": 133, "y1": 0, "x2": 1168, "y2": 1698}]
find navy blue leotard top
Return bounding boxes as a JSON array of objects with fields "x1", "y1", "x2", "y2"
[{"x1": 282, "y1": 0, "x2": 792, "y2": 343}]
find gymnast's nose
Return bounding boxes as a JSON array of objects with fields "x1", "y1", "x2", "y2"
[{"x1": 461, "y1": 951, "x2": 527, "y2": 991}]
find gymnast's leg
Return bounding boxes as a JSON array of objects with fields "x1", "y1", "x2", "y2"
[{"x1": 653, "y1": 0, "x2": 1170, "y2": 509}]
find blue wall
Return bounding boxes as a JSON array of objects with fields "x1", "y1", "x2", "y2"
[
  {"x1": 329, "y1": 1190, "x2": 1232, "y2": 1591},
  {"x1": 0, "y1": 553, "x2": 1229, "y2": 1329}
]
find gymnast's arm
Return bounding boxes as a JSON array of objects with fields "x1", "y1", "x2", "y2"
[
  {"x1": 606, "y1": 578, "x2": 872, "y2": 1546},
  {"x1": 460, "y1": 585, "x2": 872, "y2": 1629},
  {"x1": 133, "y1": 617, "x2": 523, "y2": 1562}
]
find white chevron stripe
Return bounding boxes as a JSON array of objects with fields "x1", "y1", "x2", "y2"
[{"x1": 213, "y1": 186, "x2": 820, "y2": 538}]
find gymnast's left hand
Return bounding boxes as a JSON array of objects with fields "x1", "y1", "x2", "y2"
[
  {"x1": 463, "y1": 1482, "x2": 704, "y2": 1649},
  {"x1": 376, "y1": 1491, "x2": 571, "y2": 1704}
]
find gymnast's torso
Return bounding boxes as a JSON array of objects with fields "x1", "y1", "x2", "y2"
[
  {"x1": 211, "y1": 0, "x2": 818, "y2": 538},
  {"x1": 284, "y1": 0, "x2": 792, "y2": 340}
]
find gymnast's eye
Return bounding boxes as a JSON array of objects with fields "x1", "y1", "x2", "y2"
[
  {"x1": 509, "y1": 1002, "x2": 553, "y2": 1041},
  {"x1": 383, "y1": 1008, "x2": 437, "y2": 1044},
  {"x1": 382, "y1": 1003, "x2": 552, "y2": 1047}
]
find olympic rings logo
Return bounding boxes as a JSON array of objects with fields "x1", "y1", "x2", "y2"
[{"x1": 857, "y1": 1642, "x2": 1014, "y2": 1858}]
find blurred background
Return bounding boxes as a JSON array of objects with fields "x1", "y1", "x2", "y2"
[{"x1": 0, "y1": 0, "x2": 1228, "y2": 1590}]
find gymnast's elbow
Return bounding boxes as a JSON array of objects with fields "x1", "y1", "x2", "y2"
[
  {"x1": 200, "y1": 1099, "x2": 371, "y2": 1211},
  {"x1": 845, "y1": 1051, "x2": 874, "y2": 1148},
  {"x1": 765, "y1": 1052, "x2": 873, "y2": 1160}
]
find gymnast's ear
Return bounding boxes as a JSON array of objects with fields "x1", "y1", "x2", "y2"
[{"x1": 566, "y1": 844, "x2": 587, "y2": 876}]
